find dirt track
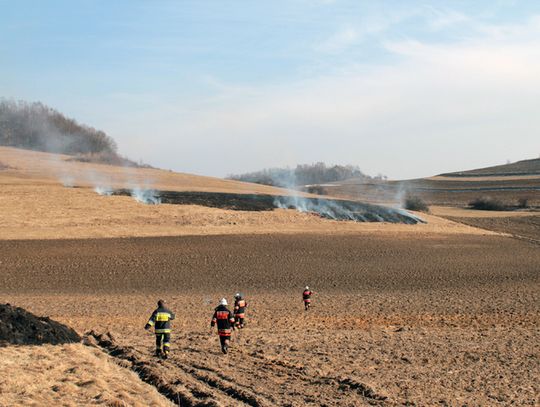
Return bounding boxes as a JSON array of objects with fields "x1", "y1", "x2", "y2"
[{"x1": 1, "y1": 233, "x2": 539, "y2": 405}]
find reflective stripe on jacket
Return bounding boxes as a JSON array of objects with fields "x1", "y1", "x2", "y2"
[
  {"x1": 147, "y1": 307, "x2": 175, "y2": 334},
  {"x1": 211, "y1": 305, "x2": 234, "y2": 334}
]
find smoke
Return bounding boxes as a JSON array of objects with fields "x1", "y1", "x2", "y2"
[
  {"x1": 0, "y1": 99, "x2": 163, "y2": 205},
  {"x1": 394, "y1": 182, "x2": 409, "y2": 209},
  {"x1": 130, "y1": 187, "x2": 161, "y2": 205},
  {"x1": 273, "y1": 195, "x2": 423, "y2": 223},
  {"x1": 94, "y1": 186, "x2": 113, "y2": 196},
  {"x1": 60, "y1": 175, "x2": 75, "y2": 188}
]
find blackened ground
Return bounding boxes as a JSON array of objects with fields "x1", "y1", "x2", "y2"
[
  {"x1": 0, "y1": 304, "x2": 80, "y2": 346},
  {"x1": 111, "y1": 189, "x2": 423, "y2": 224}
]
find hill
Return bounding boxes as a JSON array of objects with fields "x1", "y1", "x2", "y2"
[
  {"x1": 0, "y1": 146, "x2": 480, "y2": 239},
  {"x1": 228, "y1": 162, "x2": 384, "y2": 188},
  {"x1": 0, "y1": 100, "x2": 139, "y2": 166},
  {"x1": 439, "y1": 158, "x2": 540, "y2": 177},
  {"x1": 305, "y1": 159, "x2": 540, "y2": 209}
]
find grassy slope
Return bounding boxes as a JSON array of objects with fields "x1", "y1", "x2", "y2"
[
  {"x1": 439, "y1": 157, "x2": 540, "y2": 177},
  {"x1": 313, "y1": 158, "x2": 540, "y2": 207},
  {"x1": 0, "y1": 343, "x2": 172, "y2": 406},
  {"x1": 0, "y1": 146, "x2": 489, "y2": 239}
]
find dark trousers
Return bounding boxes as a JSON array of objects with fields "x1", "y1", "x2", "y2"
[
  {"x1": 155, "y1": 333, "x2": 171, "y2": 354},
  {"x1": 219, "y1": 335, "x2": 231, "y2": 353},
  {"x1": 235, "y1": 316, "x2": 245, "y2": 327}
]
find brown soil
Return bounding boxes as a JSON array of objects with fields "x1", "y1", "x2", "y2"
[
  {"x1": 322, "y1": 177, "x2": 540, "y2": 207},
  {"x1": 444, "y1": 215, "x2": 540, "y2": 243},
  {"x1": 1, "y1": 234, "x2": 538, "y2": 406}
]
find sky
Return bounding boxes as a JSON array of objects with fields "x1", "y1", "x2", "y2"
[{"x1": 1, "y1": 0, "x2": 539, "y2": 179}]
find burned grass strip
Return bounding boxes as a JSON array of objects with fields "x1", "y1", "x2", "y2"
[{"x1": 110, "y1": 189, "x2": 423, "y2": 224}]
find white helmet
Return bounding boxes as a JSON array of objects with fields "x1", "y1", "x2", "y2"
[
  {"x1": 234, "y1": 292, "x2": 240, "y2": 298},
  {"x1": 305, "y1": 286, "x2": 309, "y2": 290},
  {"x1": 219, "y1": 298, "x2": 228, "y2": 306}
]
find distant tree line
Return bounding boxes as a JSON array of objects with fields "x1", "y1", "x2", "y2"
[
  {"x1": 228, "y1": 162, "x2": 385, "y2": 187},
  {"x1": 0, "y1": 99, "x2": 143, "y2": 166},
  {"x1": 0, "y1": 100, "x2": 117, "y2": 154}
]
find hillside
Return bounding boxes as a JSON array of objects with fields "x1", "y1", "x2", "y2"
[
  {"x1": 0, "y1": 100, "x2": 140, "y2": 166},
  {"x1": 308, "y1": 159, "x2": 540, "y2": 208},
  {"x1": 0, "y1": 146, "x2": 484, "y2": 239},
  {"x1": 439, "y1": 157, "x2": 540, "y2": 177}
]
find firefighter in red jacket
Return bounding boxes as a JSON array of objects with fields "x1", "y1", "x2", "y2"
[
  {"x1": 303, "y1": 286, "x2": 314, "y2": 311},
  {"x1": 233, "y1": 293, "x2": 248, "y2": 329},
  {"x1": 210, "y1": 298, "x2": 235, "y2": 354},
  {"x1": 145, "y1": 299, "x2": 175, "y2": 359}
]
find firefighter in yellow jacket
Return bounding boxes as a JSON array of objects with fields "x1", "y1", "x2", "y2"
[{"x1": 145, "y1": 299, "x2": 175, "y2": 359}]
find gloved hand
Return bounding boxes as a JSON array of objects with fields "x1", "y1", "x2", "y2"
[{"x1": 144, "y1": 323, "x2": 151, "y2": 330}]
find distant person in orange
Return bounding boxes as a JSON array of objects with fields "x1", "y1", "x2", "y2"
[
  {"x1": 210, "y1": 298, "x2": 235, "y2": 354},
  {"x1": 145, "y1": 299, "x2": 175, "y2": 359},
  {"x1": 303, "y1": 286, "x2": 314, "y2": 310},
  {"x1": 233, "y1": 293, "x2": 248, "y2": 329}
]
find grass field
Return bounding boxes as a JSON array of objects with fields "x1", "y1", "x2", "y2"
[{"x1": 0, "y1": 147, "x2": 539, "y2": 406}]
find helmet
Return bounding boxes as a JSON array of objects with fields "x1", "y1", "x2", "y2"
[
  {"x1": 157, "y1": 299, "x2": 165, "y2": 307},
  {"x1": 305, "y1": 286, "x2": 309, "y2": 290},
  {"x1": 234, "y1": 293, "x2": 241, "y2": 299},
  {"x1": 219, "y1": 298, "x2": 228, "y2": 306}
]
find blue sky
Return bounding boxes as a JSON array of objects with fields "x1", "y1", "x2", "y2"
[{"x1": 1, "y1": 1, "x2": 539, "y2": 178}]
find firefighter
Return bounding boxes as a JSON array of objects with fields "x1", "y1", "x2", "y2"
[
  {"x1": 303, "y1": 286, "x2": 314, "y2": 311},
  {"x1": 210, "y1": 298, "x2": 235, "y2": 354},
  {"x1": 233, "y1": 293, "x2": 248, "y2": 329},
  {"x1": 145, "y1": 299, "x2": 175, "y2": 359}
]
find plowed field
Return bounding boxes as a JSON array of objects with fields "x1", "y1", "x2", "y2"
[{"x1": 2, "y1": 234, "x2": 539, "y2": 406}]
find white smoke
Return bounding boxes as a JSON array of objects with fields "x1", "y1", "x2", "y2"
[
  {"x1": 273, "y1": 194, "x2": 423, "y2": 223},
  {"x1": 60, "y1": 175, "x2": 75, "y2": 188},
  {"x1": 130, "y1": 187, "x2": 161, "y2": 204},
  {"x1": 94, "y1": 186, "x2": 113, "y2": 196}
]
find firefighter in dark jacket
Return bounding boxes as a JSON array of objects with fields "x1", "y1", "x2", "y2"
[
  {"x1": 233, "y1": 293, "x2": 248, "y2": 329},
  {"x1": 210, "y1": 298, "x2": 235, "y2": 354},
  {"x1": 145, "y1": 299, "x2": 175, "y2": 359},
  {"x1": 303, "y1": 286, "x2": 314, "y2": 311}
]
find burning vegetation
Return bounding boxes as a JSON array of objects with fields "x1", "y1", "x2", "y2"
[{"x1": 105, "y1": 189, "x2": 424, "y2": 224}]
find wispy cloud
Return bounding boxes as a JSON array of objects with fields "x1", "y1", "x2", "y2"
[
  {"x1": 314, "y1": 27, "x2": 359, "y2": 53},
  {"x1": 125, "y1": 14, "x2": 540, "y2": 178}
]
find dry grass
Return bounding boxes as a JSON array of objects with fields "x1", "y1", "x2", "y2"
[
  {"x1": 0, "y1": 146, "x2": 292, "y2": 195},
  {"x1": 1, "y1": 146, "x2": 538, "y2": 405},
  {"x1": 0, "y1": 147, "x2": 501, "y2": 240},
  {"x1": 430, "y1": 175, "x2": 540, "y2": 181},
  {"x1": 0, "y1": 343, "x2": 172, "y2": 407},
  {"x1": 0, "y1": 183, "x2": 500, "y2": 240},
  {"x1": 430, "y1": 205, "x2": 537, "y2": 218}
]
